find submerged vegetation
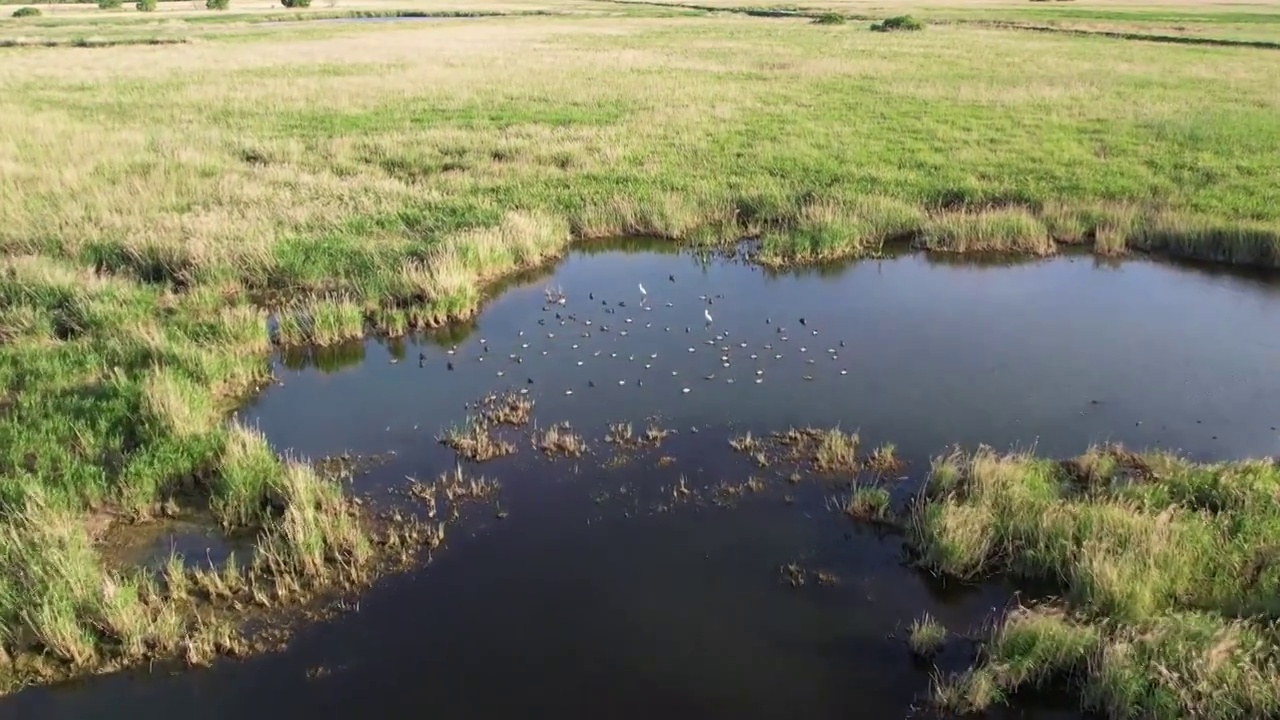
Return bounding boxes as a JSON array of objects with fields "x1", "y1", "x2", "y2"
[
  {"x1": 0, "y1": 0, "x2": 1277, "y2": 701},
  {"x1": 909, "y1": 445, "x2": 1280, "y2": 718}
]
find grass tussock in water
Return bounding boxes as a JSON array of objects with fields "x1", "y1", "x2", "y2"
[
  {"x1": 866, "y1": 442, "x2": 904, "y2": 475},
  {"x1": 712, "y1": 476, "x2": 767, "y2": 506},
  {"x1": 908, "y1": 612, "x2": 947, "y2": 657},
  {"x1": 741, "y1": 426, "x2": 910, "y2": 478},
  {"x1": 435, "y1": 464, "x2": 500, "y2": 507},
  {"x1": 605, "y1": 422, "x2": 636, "y2": 447},
  {"x1": 478, "y1": 391, "x2": 534, "y2": 427},
  {"x1": 606, "y1": 420, "x2": 670, "y2": 451},
  {"x1": 841, "y1": 483, "x2": 891, "y2": 521},
  {"x1": 534, "y1": 422, "x2": 587, "y2": 458},
  {"x1": 813, "y1": 428, "x2": 861, "y2": 473},
  {"x1": 438, "y1": 417, "x2": 516, "y2": 462},
  {"x1": 729, "y1": 431, "x2": 765, "y2": 454},
  {"x1": 643, "y1": 422, "x2": 671, "y2": 445},
  {"x1": 909, "y1": 445, "x2": 1280, "y2": 718}
]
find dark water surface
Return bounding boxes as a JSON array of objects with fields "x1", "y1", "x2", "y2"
[{"x1": 7, "y1": 244, "x2": 1280, "y2": 720}]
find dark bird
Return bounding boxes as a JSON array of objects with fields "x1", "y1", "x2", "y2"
[
  {"x1": 483, "y1": 345, "x2": 489, "y2": 353},
  {"x1": 538, "y1": 318, "x2": 546, "y2": 325},
  {"x1": 799, "y1": 317, "x2": 807, "y2": 326},
  {"x1": 418, "y1": 352, "x2": 426, "y2": 362},
  {"x1": 555, "y1": 312, "x2": 561, "y2": 320},
  {"x1": 589, "y1": 293, "x2": 595, "y2": 300},
  {"x1": 588, "y1": 380, "x2": 595, "y2": 388},
  {"x1": 840, "y1": 340, "x2": 846, "y2": 348},
  {"x1": 447, "y1": 361, "x2": 454, "y2": 371},
  {"x1": 527, "y1": 378, "x2": 534, "y2": 384},
  {"x1": 668, "y1": 274, "x2": 675, "y2": 282}
]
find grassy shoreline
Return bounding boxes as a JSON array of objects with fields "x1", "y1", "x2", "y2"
[
  {"x1": 908, "y1": 445, "x2": 1280, "y2": 718},
  {"x1": 1, "y1": 0, "x2": 1279, "y2": 702}
]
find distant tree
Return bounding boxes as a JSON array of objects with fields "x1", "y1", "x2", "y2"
[
  {"x1": 206, "y1": 0, "x2": 230, "y2": 9},
  {"x1": 136, "y1": 0, "x2": 157, "y2": 11},
  {"x1": 12, "y1": 6, "x2": 42, "y2": 16}
]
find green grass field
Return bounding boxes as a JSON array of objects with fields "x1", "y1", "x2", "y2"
[{"x1": 1, "y1": 0, "x2": 1279, "y2": 704}]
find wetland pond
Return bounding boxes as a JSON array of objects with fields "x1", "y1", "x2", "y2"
[{"x1": 8, "y1": 241, "x2": 1280, "y2": 720}]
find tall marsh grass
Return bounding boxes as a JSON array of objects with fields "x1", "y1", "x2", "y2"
[
  {"x1": 911, "y1": 446, "x2": 1280, "y2": 717},
  {"x1": 916, "y1": 209, "x2": 1055, "y2": 255}
]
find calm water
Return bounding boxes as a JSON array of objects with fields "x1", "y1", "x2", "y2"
[{"x1": 7, "y1": 244, "x2": 1280, "y2": 720}]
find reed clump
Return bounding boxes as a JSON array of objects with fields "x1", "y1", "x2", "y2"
[
  {"x1": 479, "y1": 391, "x2": 534, "y2": 427},
  {"x1": 842, "y1": 483, "x2": 891, "y2": 520},
  {"x1": 438, "y1": 417, "x2": 516, "y2": 462},
  {"x1": 813, "y1": 428, "x2": 861, "y2": 473},
  {"x1": 534, "y1": 422, "x2": 587, "y2": 458},
  {"x1": 907, "y1": 612, "x2": 947, "y2": 657}
]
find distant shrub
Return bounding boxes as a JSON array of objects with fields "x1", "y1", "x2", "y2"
[
  {"x1": 206, "y1": 0, "x2": 229, "y2": 9},
  {"x1": 98, "y1": 0, "x2": 123, "y2": 8},
  {"x1": 871, "y1": 14, "x2": 925, "y2": 32},
  {"x1": 11, "y1": 6, "x2": 41, "y2": 16},
  {"x1": 136, "y1": 0, "x2": 157, "y2": 10},
  {"x1": 812, "y1": 12, "x2": 846, "y2": 25},
  {"x1": 280, "y1": 0, "x2": 311, "y2": 7}
]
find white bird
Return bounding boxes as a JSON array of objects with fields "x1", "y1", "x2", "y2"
[
  {"x1": 638, "y1": 283, "x2": 647, "y2": 300},
  {"x1": 704, "y1": 308, "x2": 713, "y2": 324}
]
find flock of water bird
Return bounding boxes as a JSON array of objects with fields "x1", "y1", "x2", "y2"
[{"x1": 419, "y1": 275, "x2": 853, "y2": 397}]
